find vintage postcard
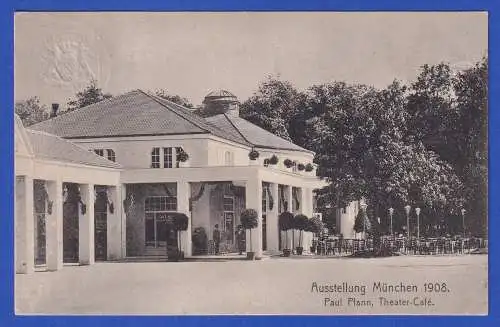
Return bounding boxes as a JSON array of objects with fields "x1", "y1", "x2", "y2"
[{"x1": 13, "y1": 12, "x2": 488, "y2": 315}]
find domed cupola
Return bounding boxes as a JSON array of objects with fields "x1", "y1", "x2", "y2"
[{"x1": 202, "y1": 89, "x2": 240, "y2": 117}]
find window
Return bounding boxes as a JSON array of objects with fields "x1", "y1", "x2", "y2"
[
  {"x1": 144, "y1": 195, "x2": 177, "y2": 248},
  {"x1": 94, "y1": 149, "x2": 104, "y2": 157},
  {"x1": 224, "y1": 151, "x2": 234, "y2": 166},
  {"x1": 151, "y1": 147, "x2": 160, "y2": 168},
  {"x1": 163, "y1": 147, "x2": 173, "y2": 168},
  {"x1": 107, "y1": 149, "x2": 116, "y2": 162}
]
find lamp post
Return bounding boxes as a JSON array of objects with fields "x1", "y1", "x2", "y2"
[
  {"x1": 360, "y1": 203, "x2": 368, "y2": 238},
  {"x1": 461, "y1": 208, "x2": 466, "y2": 237},
  {"x1": 415, "y1": 207, "x2": 421, "y2": 239},
  {"x1": 388, "y1": 207, "x2": 394, "y2": 237},
  {"x1": 404, "y1": 205, "x2": 411, "y2": 240}
]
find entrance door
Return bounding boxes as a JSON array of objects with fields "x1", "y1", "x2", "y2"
[{"x1": 144, "y1": 196, "x2": 177, "y2": 255}]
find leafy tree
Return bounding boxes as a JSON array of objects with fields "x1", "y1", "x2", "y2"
[
  {"x1": 154, "y1": 89, "x2": 194, "y2": 109},
  {"x1": 15, "y1": 96, "x2": 49, "y2": 126},
  {"x1": 451, "y1": 58, "x2": 488, "y2": 236},
  {"x1": 240, "y1": 76, "x2": 304, "y2": 141},
  {"x1": 66, "y1": 79, "x2": 112, "y2": 111}
]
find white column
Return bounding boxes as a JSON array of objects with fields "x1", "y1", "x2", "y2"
[
  {"x1": 245, "y1": 176, "x2": 262, "y2": 257},
  {"x1": 285, "y1": 185, "x2": 293, "y2": 250},
  {"x1": 79, "y1": 184, "x2": 95, "y2": 265},
  {"x1": 15, "y1": 176, "x2": 34, "y2": 274},
  {"x1": 120, "y1": 184, "x2": 127, "y2": 257},
  {"x1": 46, "y1": 180, "x2": 63, "y2": 271},
  {"x1": 300, "y1": 187, "x2": 313, "y2": 252},
  {"x1": 177, "y1": 181, "x2": 191, "y2": 257},
  {"x1": 107, "y1": 185, "x2": 122, "y2": 260},
  {"x1": 267, "y1": 183, "x2": 279, "y2": 254}
]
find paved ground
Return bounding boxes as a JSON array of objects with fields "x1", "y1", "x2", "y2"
[{"x1": 15, "y1": 255, "x2": 488, "y2": 315}]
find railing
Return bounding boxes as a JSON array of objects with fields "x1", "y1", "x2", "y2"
[{"x1": 312, "y1": 237, "x2": 488, "y2": 256}]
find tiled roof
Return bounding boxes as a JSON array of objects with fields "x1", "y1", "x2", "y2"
[
  {"x1": 26, "y1": 129, "x2": 122, "y2": 169},
  {"x1": 205, "y1": 114, "x2": 313, "y2": 153},
  {"x1": 29, "y1": 90, "x2": 251, "y2": 147},
  {"x1": 29, "y1": 89, "x2": 310, "y2": 153}
]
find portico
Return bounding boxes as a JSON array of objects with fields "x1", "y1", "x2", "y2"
[
  {"x1": 15, "y1": 116, "x2": 123, "y2": 273},
  {"x1": 120, "y1": 164, "x2": 322, "y2": 258}
]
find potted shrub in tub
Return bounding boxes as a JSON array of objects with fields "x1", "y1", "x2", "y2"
[
  {"x1": 308, "y1": 216, "x2": 323, "y2": 253},
  {"x1": 283, "y1": 159, "x2": 293, "y2": 169},
  {"x1": 294, "y1": 214, "x2": 309, "y2": 255},
  {"x1": 167, "y1": 212, "x2": 189, "y2": 261},
  {"x1": 241, "y1": 209, "x2": 259, "y2": 260},
  {"x1": 279, "y1": 211, "x2": 294, "y2": 257}
]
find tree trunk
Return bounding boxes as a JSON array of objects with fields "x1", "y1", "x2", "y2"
[
  {"x1": 249, "y1": 229, "x2": 253, "y2": 252},
  {"x1": 177, "y1": 230, "x2": 182, "y2": 252}
]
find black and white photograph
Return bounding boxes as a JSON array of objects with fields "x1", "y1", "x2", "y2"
[{"x1": 14, "y1": 12, "x2": 487, "y2": 315}]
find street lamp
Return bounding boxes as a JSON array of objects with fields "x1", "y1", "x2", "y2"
[
  {"x1": 404, "y1": 205, "x2": 411, "y2": 239},
  {"x1": 461, "y1": 208, "x2": 466, "y2": 237},
  {"x1": 388, "y1": 207, "x2": 394, "y2": 237},
  {"x1": 415, "y1": 207, "x2": 421, "y2": 239},
  {"x1": 360, "y1": 203, "x2": 368, "y2": 238}
]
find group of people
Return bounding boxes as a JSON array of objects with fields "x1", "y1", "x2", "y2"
[{"x1": 212, "y1": 224, "x2": 246, "y2": 255}]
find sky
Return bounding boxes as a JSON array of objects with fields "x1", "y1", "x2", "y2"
[{"x1": 14, "y1": 12, "x2": 487, "y2": 108}]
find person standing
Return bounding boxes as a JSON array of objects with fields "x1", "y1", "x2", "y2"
[
  {"x1": 235, "y1": 225, "x2": 246, "y2": 255},
  {"x1": 213, "y1": 224, "x2": 221, "y2": 255}
]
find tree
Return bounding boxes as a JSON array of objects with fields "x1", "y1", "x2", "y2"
[
  {"x1": 66, "y1": 79, "x2": 112, "y2": 111},
  {"x1": 451, "y1": 58, "x2": 488, "y2": 236},
  {"x1": 240, "y1": 76, "x2": 304, "y2": 141},
  {"x1": 15, "y1": 96, "x2": 49, "y2": 126},
  {"x1": 154, "y1": 89, "x2": 194, "y2": 109}
]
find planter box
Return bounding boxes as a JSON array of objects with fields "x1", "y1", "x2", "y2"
[{"x1": 246, "y1": 252, "x2": 257, "y2": 260}]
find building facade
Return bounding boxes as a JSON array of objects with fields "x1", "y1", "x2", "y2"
[{"x1": 15, "y1": 89, "x2": 327, "y2": 273}]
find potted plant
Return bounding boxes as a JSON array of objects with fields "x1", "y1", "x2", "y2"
[
  {"x1": 305, "y1": 163, "x2": 314, "y2": 172},
  {"x1": 168, "y1": 212, "x2": 189, "y2": 261},
  {"x1": 192, "y1": 227, "x2": 208, "y2": 255},
  {"x1": 241, "y1": 209, "x2": 259, "y2": 260},
  {"x1": 284, "y1": 159, "x2": 293, "y2": 168},
  {"x1": 293, "y1": 214, "x2": 309, "y2": 255},
  {"x1": 297, "y1": 163, "x2": 305, "y2": 171},
  {"x1": 309, "y1": 216, "x2": 323, "y2": 253},
  {"x1": 248, "y1": 149, "x2": 260, "y2": 161},
  {"x1": 269, "y1": 155, "x2": 279, "y2": 165},
  {"x1": 177, "y1": 150, "x2": 189, "y2": 161},
  {"x1": 177, "y1": 150, "x2": 189, "y2": 168},
  {"x1": 279, "y1": 211, "x2": 294, "y2": 256}
]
